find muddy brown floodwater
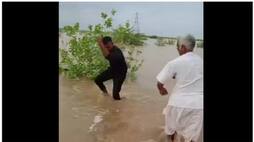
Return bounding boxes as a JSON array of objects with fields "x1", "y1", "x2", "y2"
[{"x1": 59, "y1": 38, "x2": 203, "y2": 142}]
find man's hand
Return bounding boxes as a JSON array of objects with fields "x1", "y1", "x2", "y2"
[
  {"x1": 159, "y1": 87, "x2": 168, "y2": 95},
  {"x1": 97, "y1": 36, "x2": 109, "y2": 57},
  {"x1": 157, "y1": 82, "x2": 168, "y2": 96}
]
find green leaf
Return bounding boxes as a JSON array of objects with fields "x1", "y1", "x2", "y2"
[
  {"x1": 101, "y1": 12, "x2": 107, "y2": 19},
  {"x1": 111, "y1": 9, "x2": 116, "y2": 16}
]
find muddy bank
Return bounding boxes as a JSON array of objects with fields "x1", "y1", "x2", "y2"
[{"x1": 59, "y1": 38, "x2": 203, "y2": 142}]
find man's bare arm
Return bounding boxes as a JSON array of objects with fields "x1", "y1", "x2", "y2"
[
  {"x1": 97, "y1": 37, "x2": 109, "y2": 57},
  {"x1": 157, "y1": 82, "x2": 168, "y2": 95}
]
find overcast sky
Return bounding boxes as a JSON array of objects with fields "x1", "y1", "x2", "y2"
[{"x1": 59, "y1": 2, "x2": 203, "y2": 39}]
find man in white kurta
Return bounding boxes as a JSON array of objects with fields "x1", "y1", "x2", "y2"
[{"x1": 156, "y1": 35, "x2": 203, "y2": 142}]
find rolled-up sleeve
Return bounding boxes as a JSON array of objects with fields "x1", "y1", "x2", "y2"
[{"x1": 156, "y1": 61, "x2": 175, "y2": 84}]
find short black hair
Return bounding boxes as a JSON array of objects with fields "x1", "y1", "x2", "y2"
[{"x1": 102, "y1": 36, "x2": 113, "y2": 45}]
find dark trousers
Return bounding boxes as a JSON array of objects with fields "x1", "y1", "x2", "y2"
[{"x1": 95, "y1": 69, "x2": 126, "y2": 100}]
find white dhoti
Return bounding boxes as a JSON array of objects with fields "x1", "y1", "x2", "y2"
[{"x1": 163, "y1": 105, "x2": 203, "y2": 142}]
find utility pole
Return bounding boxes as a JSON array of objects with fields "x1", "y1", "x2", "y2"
[{"x1": 134, "y1": 12, "x2": 140, "y2": 34}]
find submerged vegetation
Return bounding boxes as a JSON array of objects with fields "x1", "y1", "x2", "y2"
[
  {"x1": 156, "y1": 37, "x2": 176, "y2": 46},
  {"x1": 155, "y1": 36, "x2": 203, "y2": 48},
  {"x1": 196, "y1": 40, "x2": 203, "y2": 48},
  {"x1": 156, "y1": 37, "x2": 167, "y2": 46},
  {"x1": 59, "y1": 10, "x2": 145, "y2": 80}
]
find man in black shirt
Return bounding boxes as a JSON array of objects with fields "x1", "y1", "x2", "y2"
[{"x1": 95, "y1": 36, "x2": 127, "y2": 100}]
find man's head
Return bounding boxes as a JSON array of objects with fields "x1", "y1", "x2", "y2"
[
  {"x1": 102, "y1": 36, "x2": 114, "y2": 51},
  {"x1": 176, "y1": 34, "x2": 196, "y2": 55}
]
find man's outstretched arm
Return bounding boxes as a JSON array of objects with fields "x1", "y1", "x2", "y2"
[
  {"x1": 97, "y1": 37, "x2": 109, "y2": 57},
  {"x1": 157, "y1": 82, "x2": 168, "y2": 95}
]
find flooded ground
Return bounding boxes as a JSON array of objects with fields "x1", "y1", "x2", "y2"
[{"x1": 59, "y1": 38, "x2": 203, "y2": 142}]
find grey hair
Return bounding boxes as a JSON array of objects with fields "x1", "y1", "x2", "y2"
[{"x1": 177, "y1": 34, "x2": 196, "y2": 50}]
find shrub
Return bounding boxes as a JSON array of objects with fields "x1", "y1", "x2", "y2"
[
  {"x1": 196, "y1": 40, "x2": 203, "y2": 48},
  {"x1": 59, "y1": 10, "x2": 145, "y2": 80},
  {"x1": 125, "y1": 45, "x2": 144, "y2": 81},
  {"x1": 168, "y1": 38, "x2": 175, "y2": 45},
  {"x1": 156, "y1": 37, "x2": 167, "y2": 46},
  {"x1": 113, "y1": 22, "x2": 145, "y2": 46},
  {"x1": 149, "y1": 35, "x2": 158, "y2": 39}
]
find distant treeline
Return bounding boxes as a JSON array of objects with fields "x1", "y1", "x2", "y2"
[
  {"x1": 59, "y1": 28, "x2": 87, "y2": 33},
  {"x1": 59, "y1": 28, "x2": 203, "y2": 48},
  {"x1": 146, "y1": 35, "x2": 203, "y2": 41},
  {"x1": 145, "y1": 35, "x2": 203, "y2": 48},
  {"x1": 59, "y1": 28, "x2": 202, "y2": 40}
]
